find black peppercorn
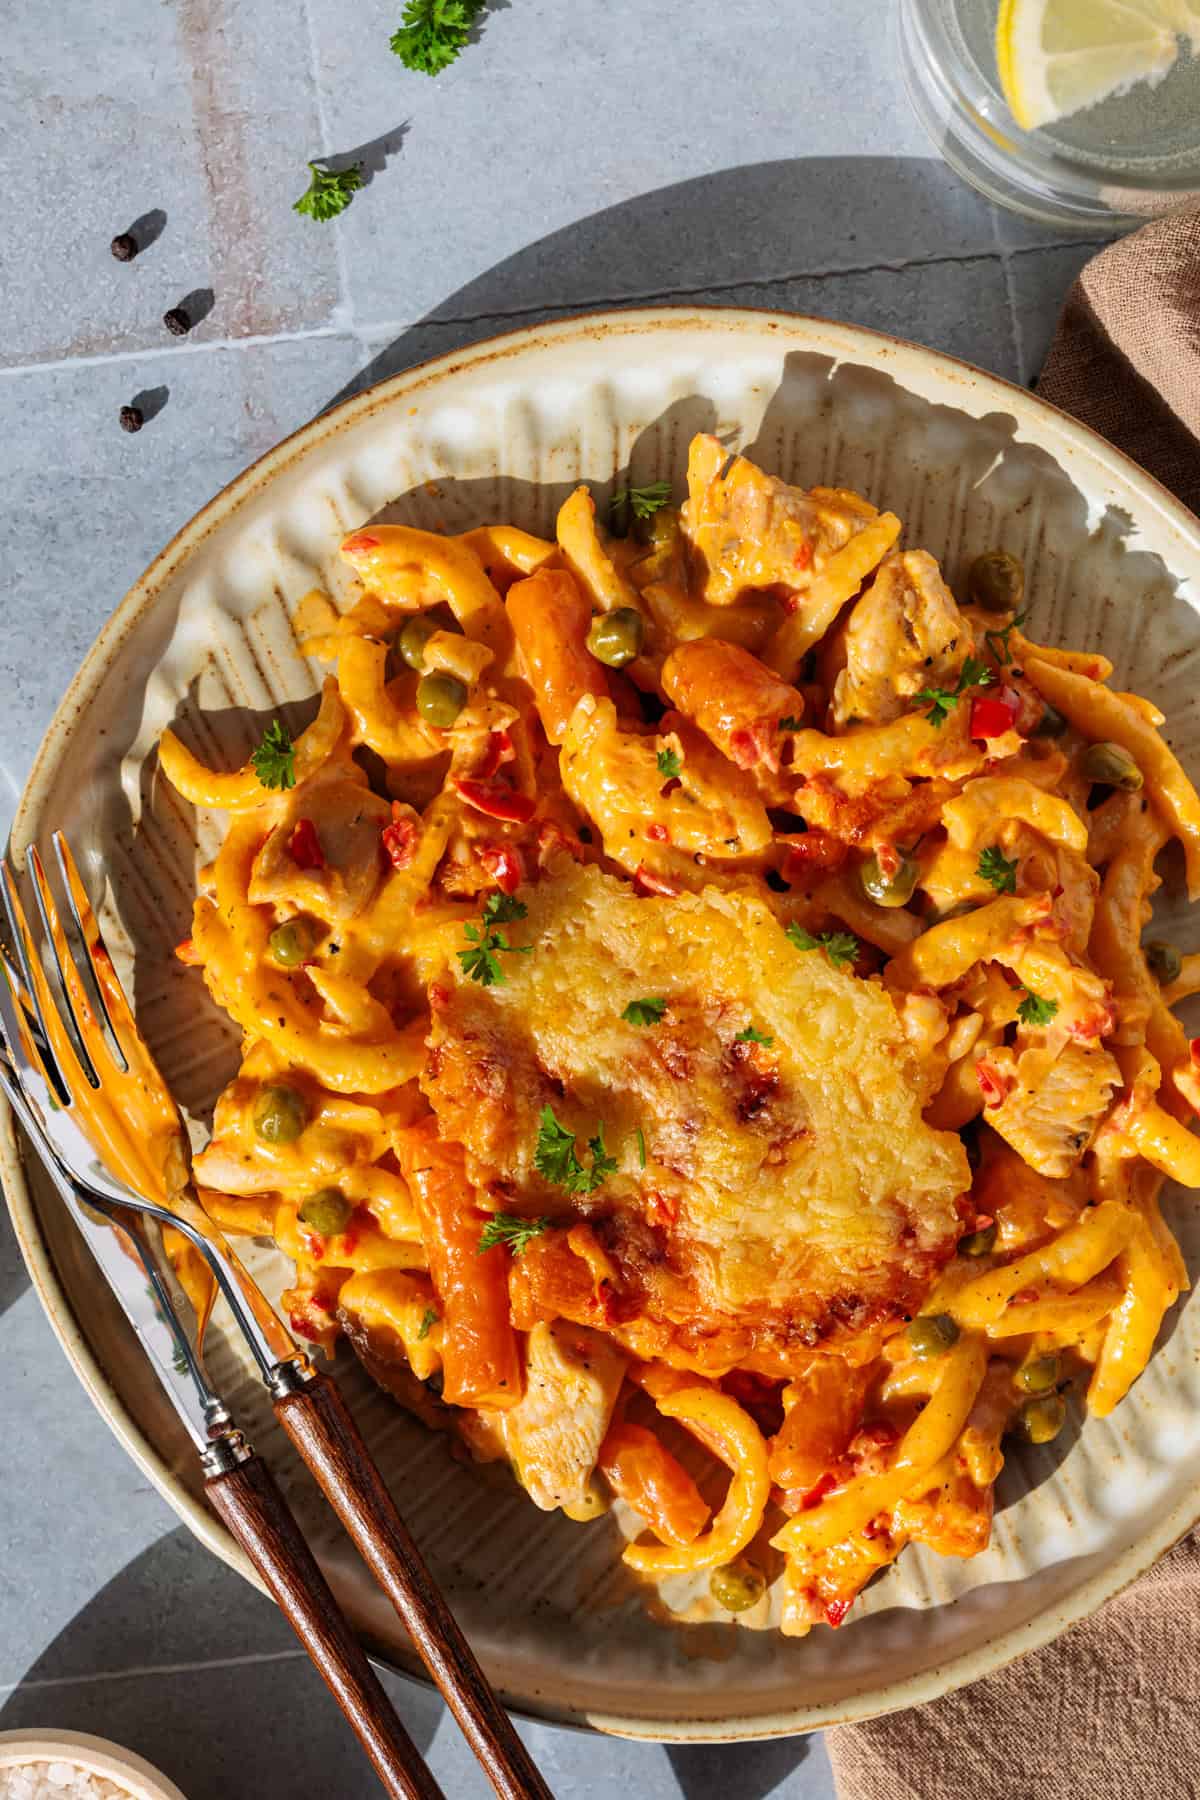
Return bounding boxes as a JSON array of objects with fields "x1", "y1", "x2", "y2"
[
  {"x1": 119, "y1": 405, "x2": 144, "y2": 433},
  {"x1": 162, "y1": 307, "x2": 191, "y2": 337},
  {"x1": 110, "y1": 232, "x2": 138, "y2": 262}
]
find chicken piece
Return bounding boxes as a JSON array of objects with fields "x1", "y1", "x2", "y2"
[
  {"x1": 831, "y1": 551, "x2": 970, "y2": 727},
  {"x1": 485, "y1": 1321, "x2": 627, "y2": 1514},
  {"x1": 682, "y1": 434, "x2": 881, "y2": 607},
  {"x1": 979, "y1": 1040, "x2": 1122, "y2": 1178},
  {"x1": 248, "y1": 754, "x2": 391, "y2": 926}
]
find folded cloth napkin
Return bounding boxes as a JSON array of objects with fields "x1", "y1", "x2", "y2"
[{"x1": 828, "y1": 208, "x2": 1200, "y2": 1800}]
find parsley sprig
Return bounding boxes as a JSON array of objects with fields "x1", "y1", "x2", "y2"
[
  {"x1": 983, "y1": 609, "x2": 1028, "y2": 669},
  {"x1": 251, "y1": 719, "x2": 296, "y2": 790},
  {"x1": 778, "y1": 715, "x2": 804, "y2": 732},
  {"x1": 390, "y1": 0, "x2": 485, "y2": 73},
  {"x1": 478, "y1": 1213, "x2": 551, "y2": 1257},
  {"x1": 786, "y1": 922, "x2": 860, "y2": 970},
  {"x1": 610, "y1": 481, "x2": 672, "y2": 534},
  {"x1": 622, "y1": 997, "x2": 666, "y2": 1027},
  {"x1": 977, "y1": 846, "x2": 1019, "y2": 894},
  {"x1": 1016, "y1": 987, "x2": 1059, "y2": 1028},
  {"x1": 735, "y1": 1025, "x2": 774, "y2": 1046},
  {"x1": 457, "y1": 892, "x2": 531, "y2": 987},
  {"x1": 916, "y1": 656, "x2": 993, "y2": 728},
  {"x1": 293, "y1": 161, "x2": 364, "y2": 222},
  {"x1": 416, "y1": 1307, "x2": 438, "y2": 1340},
  {"x1": 534, "y1": 1105, "x2": 617, "y2": 1196},
  {"x1": 656, "y1": 747, "x2": 682, "y2": 780}
]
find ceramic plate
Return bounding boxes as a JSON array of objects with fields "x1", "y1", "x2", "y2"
[{"x1": 6, "y1": 309, "x2": 1200, "y2": 1740}]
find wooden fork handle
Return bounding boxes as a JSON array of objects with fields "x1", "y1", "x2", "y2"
[
  {"x1": 274, "y1": 1369, "x2": 553, "y2": 1800},
  {"x1": 205, "y1": 1448, "x2": 445, "y2": 1800}
]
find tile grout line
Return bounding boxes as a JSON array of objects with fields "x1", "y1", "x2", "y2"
[
  {"x1": 298, "y1": 0, "x2": 357, "y2": 341},
  {"x1": 0, "y1": 1646, "x2": 308, "y2": 1698}
]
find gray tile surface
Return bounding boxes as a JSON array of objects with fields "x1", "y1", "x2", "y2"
[{"x1": 0, "y1": 0, "x2": 1100, "y2": 1792}]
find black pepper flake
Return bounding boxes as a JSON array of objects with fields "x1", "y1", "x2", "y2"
[
  {"x1": 119, "y1": 405, "x2": 144, "y2": 434},
  {"x1": 163, "y1": 306, "x2": 191, "y2": 336},
  {"x1": 110, "y1": 233, "x2": 138, "y2": 262}
]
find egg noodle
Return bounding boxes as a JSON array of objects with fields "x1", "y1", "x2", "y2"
[{"x1": 160, "y1": 434, "x2": 1200, "y2": 1633}]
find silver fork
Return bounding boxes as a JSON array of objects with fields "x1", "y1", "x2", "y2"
[{"x1": 0, "y1": 833, "x2": 552, "y2": 1800}]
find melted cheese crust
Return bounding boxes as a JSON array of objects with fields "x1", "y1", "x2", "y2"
[{"x1": 425, "y1": 860, "x2": 969, "y2": 1355}]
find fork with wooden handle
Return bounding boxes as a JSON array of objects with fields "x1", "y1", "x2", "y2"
[{"x1": 1, "y1": 835, "x2": 554, "y2": 1800}]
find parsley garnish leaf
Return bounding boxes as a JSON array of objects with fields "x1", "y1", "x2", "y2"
[
  {"x1": 622, "y1": 997, "x2": 666, "y2": 1027},
  {"x1": 984, "y1": 609, "x2": 1028, "y2": 669},
  {"x1": 416, "y1": 1307, "x2": 438, "y2": 1340},
  {"x1": 735, "y1": 1025, "x2": 774, "y2": 1046},
  {"x1": 478, "y1": 1213, "x2": 551, "y2": 1257},
  {"x1": 390, "y1": 0, "x2": 485, "y2": 74},
  {"x1": 457, "y1": 892, "x2": 532, "y2": 986},
  {"x1": 293, "y1": 161, "x2": 364, "y2": 223},
  {"x1": 778, "y1": 715, "x2": 804, "y2": 732},
  {"x1": 1016, "y1": 988, "x2": 1059, "y2": 1028},
  {"x1": 534, "y1": 1105, "x2": 614, "y2": 1195},
  {"x1": 656, "y1": 747, "x2": 682, "y2": 780},
  {"x1": 636, "y1": 1126, "x2": 647, "y2": 1169},
  {"x1": 610, "y1": 480, "x2": 672, "y2": 533},
  {"x1": 916, "y1": 656, "x2": 994, "y2": 728},
  {"x1": 785, "y1": 922, "x2": 860, "y2": 969},
  {"x1": 977, "y1": 846, "x2": 1019, "y2": 894},
  {"x1": 251, "y1": 719, "x2": 296, "y2": 790}
]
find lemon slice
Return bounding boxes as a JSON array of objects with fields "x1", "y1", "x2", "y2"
[{"x1": 997, "y1": 0, "x2": 1198, "y2": 131}]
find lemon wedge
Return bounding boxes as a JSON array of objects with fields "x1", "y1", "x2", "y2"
[{"x1": 997, "y1": 0, "x2": 1199, "y2": 131}]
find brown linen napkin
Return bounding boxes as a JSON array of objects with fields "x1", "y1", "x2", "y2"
[
  {"x1": 1037, "y1": 204, "x2": 1200, "y2": 515},
  {"x1": 829, "y1": 210, "x2": 1200, "y2": 1800}
]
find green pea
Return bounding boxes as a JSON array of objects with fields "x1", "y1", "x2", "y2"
[
  {"x1": 1145, "y1": 940, "x2": 1183, "y2": 985},
  {"x1": 587, "y1": 607, "x2": 645, "y2": 668},
  {"x1": 1082, "y1": 741, "x2": 1143, "y2": 791},
  {"x1": 416, "y1": 672, "x2": 468, "y2": 728},
  {"x1": 252, "y1": 1085, "x2": 308, "y2": 1145},
  {"x1": 709, "y1": 1558, "x2": 766, "y2": 1613},
  {"x1": 1013, "y1": 1391, "x2": 1066, "y2": 1444},
  {"x1": 297, "y1": 1187, "x2": 354, "y2": 1237},
  {"x1": 958, "y1": 1222, "x2": 997, "y2": 1257},
  {"x1": 908, "y1": 1313, "x2": 960, "y2": 1359},
  {"x1": 968, "y1": 549, "x2": 1024, "y2": 615},
  {"x1": 269, "y1": 917, "x2": 319, "y2": 967},
  {"x1": 633, "y1": 504, "x2": 680, "y2": 549},
  {"x1": 395, "y1": 614, "x2": 440, "y2": 672},
  {"x1": 1034, "y1": 701, "x2": 1068, "y2": 738},
  {"x1": 1015, "y1": 1353, "x2": 1060, "y2": 1395},
  {"x1": 859, "y1": 851, "x2": 919, "y2": 908}
]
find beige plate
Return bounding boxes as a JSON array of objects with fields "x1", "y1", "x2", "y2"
[{"x1": 5, "y1": 309, "x2": 1200, "y2": 1741}]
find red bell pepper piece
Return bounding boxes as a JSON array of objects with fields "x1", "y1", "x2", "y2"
[
  {"x1": 380, "y1": 802, "x2": 419, "y2": 871},
  {"x1": 453, "y1": 778, "x2": 536, "y2": 824},
  {"x1": 287, "y1": 818, "x2": 325, "y2": 870},
  {"x1": 478, "y1": 842, "x2": 526, "y2": 895},
  {"x1": 970, "y1": 693, "x2": 1018, "y2": 740}
]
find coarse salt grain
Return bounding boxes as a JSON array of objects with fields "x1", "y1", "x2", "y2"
[{"x1": 0, "y1": 1763, "x2": 134, "y2": 1800}]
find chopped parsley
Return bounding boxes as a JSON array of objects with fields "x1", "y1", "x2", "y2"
[
  {"x1": 534, "y1": 1105, "x2": 617, "y2": 1195},
  {"x1": 251, "y1": 719, "x2": 296, "y2": 790},
  {"x1": 390, "y1": 0, "x2": 486, "y2": 74},
  {"x1": 785, "y1": 922, "x2": 860, "y2": 970},
  {"x1": 1016, "y1": 988, "x2": 1059, "y2": 1028},
  {"x1": 416, "y1": 1307, "x2": 438, "y2": 1340},
  {"x1": 778, "y1": 715, "x2": 804, "y2": 732},
  {"x1": 636, "y1": 1126, "x2": 647, "y2": 1169},
  {"x1": 293, "y1": 161, "x2": 364, "y2": 222},
  {"x1": 916, "y1": 656, "x2": 993, "y2": 728},
  {"x1": 983, "y1": 609, "x2": 1028, "y2": 669},
  {"x1": 457, "y1": 892, "x2": 531, "y2": 987},
  {"x1": 478, "y1": 1213, "x2": 551, "y2": 1257},
  {"x1": 610, "y1": 480, "x2": 672, "y2": 532},
  {"x1": 977, "y1": 845, "x2": 1019, "y2": 894},
  {"x1": 622, "y1": 997, "x2": 666, "y2": 1027},
  {"x1": 656, "y1": 747, "x2": 682, "y2": 780},
  {"x1": 735, "y1": 1025, "x2": 774, "y2": 1046}
]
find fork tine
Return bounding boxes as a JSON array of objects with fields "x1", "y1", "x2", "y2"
[
  {"x1": 0, "y1": 862, "x2": 73, "y2": 1108},
  {"x1": 51, "y1": 833, "x2": 130, "y2": 1074},
  {"x1": 25, "y1": 847, "x2": 103, "y2": 1092}
]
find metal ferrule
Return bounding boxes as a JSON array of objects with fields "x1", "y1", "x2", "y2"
[{"x1": 200, "y1": 1429, "x2": 253, "y2": 1478}]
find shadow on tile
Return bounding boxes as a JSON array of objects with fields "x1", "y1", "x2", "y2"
[
  {"x1": 0, "y1": 1524, "x2": 442, "y2": 1800},
  {"x1": 0, "y1": 1185, "x2": 31, "y2": 1318},
  {"x1": 327, "y1": 153, "x2": 1025, "y2": 407},
  {"x1": 666, "y1": 1735, "x2": 812, "y2": 1799}
]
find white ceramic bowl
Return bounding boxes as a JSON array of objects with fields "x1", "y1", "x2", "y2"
[
  {"x1": 0, "y1": 1731, "x2": 186, "y2": 1799},
  {"x1": 5, "y1": 308, "x2": 1200, "y2": 1741}
]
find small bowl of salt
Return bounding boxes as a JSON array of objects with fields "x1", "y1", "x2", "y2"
[{"x1": 0, "y1": 1732, "x2": 185, "y2": 1800}]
